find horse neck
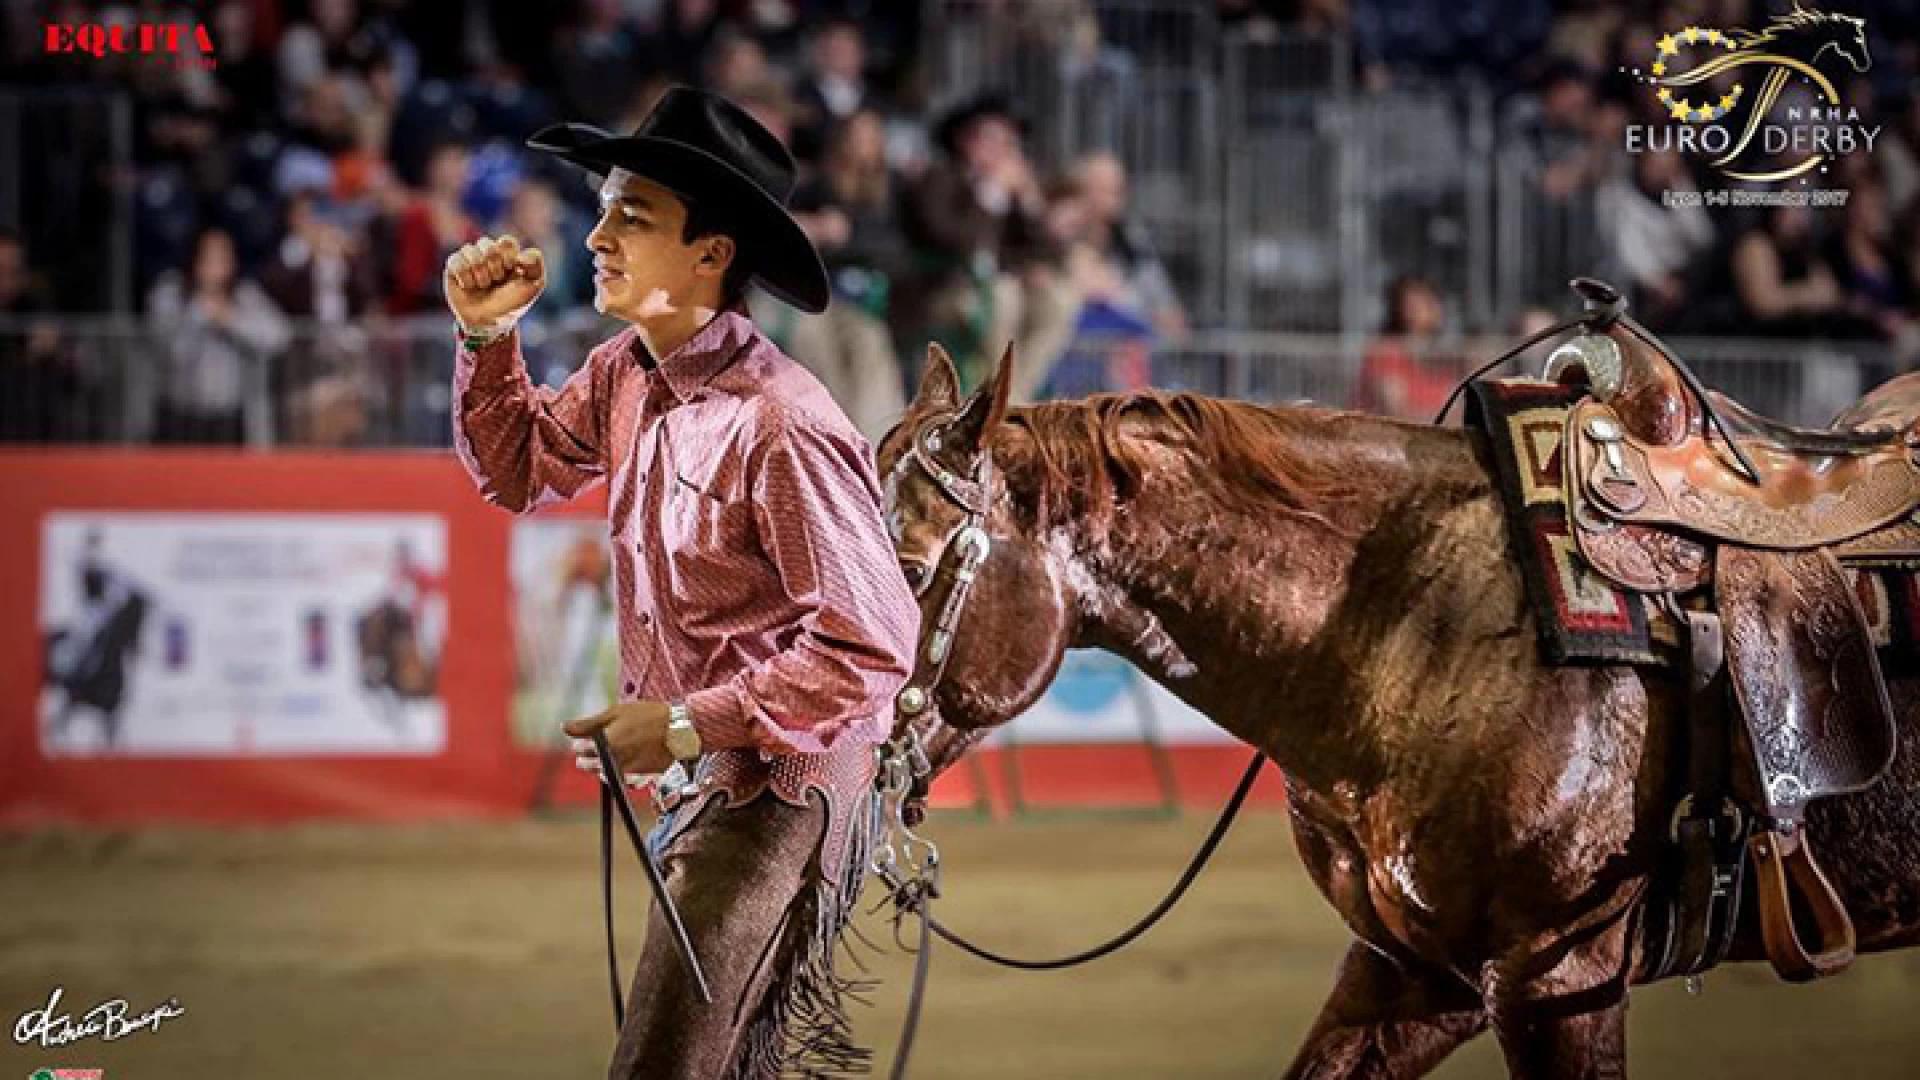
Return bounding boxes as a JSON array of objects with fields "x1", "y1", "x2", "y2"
[{"x1": 1029, "y1": 408, "x2": 1488, "y2": 788}]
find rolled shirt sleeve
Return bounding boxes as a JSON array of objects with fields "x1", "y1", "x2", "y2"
[
  {"x1": 451, "y1": 329, "x2": 607, "y2": 513},
  {"x1": 685, "y1": 409, "x2": 921, "y2": 753}
]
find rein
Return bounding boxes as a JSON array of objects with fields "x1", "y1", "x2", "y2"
[{"x1": 591, "y1": 728, "x2": 711, "y2": 1033}]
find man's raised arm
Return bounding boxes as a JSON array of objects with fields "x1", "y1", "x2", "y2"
[{"x1": 445, "y1": 234, "x2": 606, "y2": 512}]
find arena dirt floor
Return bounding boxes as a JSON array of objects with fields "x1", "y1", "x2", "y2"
[{"x1": 5, "y1": 810, "x2": 1920, "y2": 1079}]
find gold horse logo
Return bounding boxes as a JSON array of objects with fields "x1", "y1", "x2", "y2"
[{"x1": 1643, "y1": 2, "x2": 1869, "y2": 181}]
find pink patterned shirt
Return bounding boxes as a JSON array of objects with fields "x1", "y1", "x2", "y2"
[{"x1": 452, "y1": 308, "x2": 919, "y2": 795}]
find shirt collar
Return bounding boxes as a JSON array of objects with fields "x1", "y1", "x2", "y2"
[{"x1": 630, "y1": 303, "x2": 755, "y2": 402}]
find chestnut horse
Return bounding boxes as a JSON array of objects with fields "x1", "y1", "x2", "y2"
[{"x1": 874, "y1": 344, "x2": 1920, "y2": 1079}]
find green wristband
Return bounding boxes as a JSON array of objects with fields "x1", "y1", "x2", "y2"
[{"x1": 459, "y1": 322, "x2": 514, "y2": 351}]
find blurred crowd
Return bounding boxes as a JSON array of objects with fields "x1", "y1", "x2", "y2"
[
  {"x1": 0, "y1": 0, "x2": 1192, "y2": 445},
  {"x1": 2, "y1": 0, "x2": 1917, "y2": 442},
  {"x1": 1352, "y1": 0, "x2": 1920, "y2": 421}
]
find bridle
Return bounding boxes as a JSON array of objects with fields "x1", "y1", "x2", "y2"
[
  {"x1": 870, "y1": 409, "x2": 996, "y2": 1080},
  {"x1": 878, "y1": 410, "x2": 997, "y2": 825}
]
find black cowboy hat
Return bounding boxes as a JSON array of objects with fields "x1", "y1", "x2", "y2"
[
  {"x1": 932, "y1": 90, "x2": 1029, "y2": 158},
  {"x1": 526, "y1": 86, "x2": 829, "y2": 313}
]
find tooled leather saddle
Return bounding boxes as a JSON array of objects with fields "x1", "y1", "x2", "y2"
[{"x1": 1547, "y1": 279, "x2": 1918, "y2": 984}]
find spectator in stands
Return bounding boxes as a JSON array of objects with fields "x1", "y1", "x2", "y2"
[
  {"x1": 733, "y1": 78, "x2": 797, "y2": 150},
  {"x1": 1351, "y1": 274, "x2": 1459, "y2": 422},
  {"x1": 1830, "y1": 179, "x2": 1913, "y2": 348},
  {"x1": 1038, "y1": 153, "x2": 1189, "y2": 398},
  {"x1": 276, "y1": 71, "x2": 365, "y2": 198},
  {"x1": 1731, "y1": 204, "x2": 1877, "y2": 340},
  {"x1": 649, "y1": 0, "x2": 727, "y2": 88},
  {"x1": 1880, "y1": 96, "x2": 1920, "y2": 222},
  {"x1": 277, "y1": 0, "x2": 382, "y2": 108},
  {"x1": 1041, "y1": 175, "x2": 1148, "y2": 397},
  {"x1": 497, "y1": 178, "x2": 591, "y2": 311},
  {"x1": 263, "y1": 193, "x2": 379, "y2": 323},
  {"x1": 703, "y1": 28, "x2": 774, "y2": 102},
  {"x1": 387, "y1": 140, "x2": 479, "y2": 314},
  {"x1": 147, "y1": 226, "x2": 291, "y2": 445},
  {"x1": 791, "y1": 16, "x2": 873, "y2": 164},
  {"x1": 0, "y1": 229, "x2": 96, "y2": 443},
  {"x1": 1531, "y1": 60, "x2": 1610, "y2": 201},
  {"x1": 1215, "y1": 0, "x2": 1289, "y2": 42},
  {"x1": 554, "y1": 0, "x2": 648, "y2": 130},
  {"x1": 1069, "y1": 152, "x2": 1187, "y2": 339},
  {"x1": 262, "y1": 195, "x2": 380, "y2": 447},
  {"x1": 209, "y1": 0, "x2": 280, "y2": 134},
  {"x1": 754, "y1": 108, "x2": 910, "y2": 439},
  {"x1": 1596, "y1": 148, "x2": 1715, "y2": 329},
  {"x1": 897, "y1": 92, "x2": 1076, "y2": 399}
]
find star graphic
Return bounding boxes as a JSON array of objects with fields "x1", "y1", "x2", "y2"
[
  {"x1": 1658, "y1": 36, "x2": 1679, "y2": 56},
  {"x1": 1718, "y1": 93, "x2": 1737, "y2": 110},
  {"x1": 1652, "y1": 61, "x2": 1667, "y2": 76},
  {"x1": 1703, "y1": 29, "x2": 1722, "y2": 45},
  {"x1": 1683, "y1": 26, "x2": 1699, "y2": 43},
  {"x1": 1671, "y1": 100, "x2": 1693, "y2": 120}
]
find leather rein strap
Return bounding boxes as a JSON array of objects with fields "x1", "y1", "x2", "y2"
[{"x1": 594, "y1": 728, "x2": 712, "y2": 1034}]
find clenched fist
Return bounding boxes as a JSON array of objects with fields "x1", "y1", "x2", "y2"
[{"x1": 444, "y1": 234, "x2": 545, "y2": 332}]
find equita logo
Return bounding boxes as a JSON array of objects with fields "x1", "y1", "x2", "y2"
[
  {"x1": 1621, "y1": 2, "x2": 1879, "y2": 199},
  {"x1": 29, "y1": 1069, "x2": 104, "y2": 1080},
  {"x1": 44, "y1": 22, "x2": 216, "y2": 70}
]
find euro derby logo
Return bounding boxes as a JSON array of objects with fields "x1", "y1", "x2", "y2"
[{"x1": 1622, "y1": 3, "x2": 1878, "y2": 198}]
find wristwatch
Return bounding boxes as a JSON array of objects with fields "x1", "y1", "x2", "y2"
[{"x1": 664, "y1": 701, "x2": 702, "y2": 762}]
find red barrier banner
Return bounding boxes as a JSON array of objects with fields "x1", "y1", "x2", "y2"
[
  {"x1": 0, "y1": 450, "x2": 1273, "y2": 827},
  {"x1": 0, "y1": 449, "x2": 602, "y2": 825}
]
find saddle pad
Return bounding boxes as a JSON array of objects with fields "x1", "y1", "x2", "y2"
[
  {"x1": 1469, "y1": 379, "x2": 1920, "y2": 669},
  {"x1": 1469, "y1": 379, "x2": 1675, "y2": 665}
]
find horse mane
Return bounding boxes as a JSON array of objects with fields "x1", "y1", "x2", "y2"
[
  {"x1": 999, "y1": 391, "x2": 1359, "y2": 532},
  {"x1": 1730, "y1": 3, "x2": 1857, "y2": 47}
]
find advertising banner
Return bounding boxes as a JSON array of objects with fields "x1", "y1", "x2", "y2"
[{"x1": 39, "y1": 512, "x2": 448, "y2": 757}]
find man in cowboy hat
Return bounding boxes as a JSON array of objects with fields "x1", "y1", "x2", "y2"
[
  {"x1": 444, "y1": 86, "x2": 920, "y2": 1078},
  {"x1": 898, "y1": 89, "x2": 1076, "y2": 401}
]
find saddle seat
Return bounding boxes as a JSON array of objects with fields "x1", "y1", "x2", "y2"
[
  {"x1": 1550, "y1": 323, "x2": 1920, "y2": 551},
  {"x1": 1540, "y1": 279, "x2": 1908, "y2": 988}
]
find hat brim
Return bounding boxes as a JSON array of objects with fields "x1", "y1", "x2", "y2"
[
  {"x1": 934, "y1": 95, "x2": 1028, "y2": 157},
  {"x1": 528, "y1": 123, "x2": 830, "y2": 314}
]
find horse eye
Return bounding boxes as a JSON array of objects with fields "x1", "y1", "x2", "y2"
[{"x1": 902, "y1": 562, "x2": 930, "y2": 590}]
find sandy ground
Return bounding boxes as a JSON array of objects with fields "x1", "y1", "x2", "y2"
[{"x1": 4, "y1": 811, "x2": 1920, "y2": 1079}]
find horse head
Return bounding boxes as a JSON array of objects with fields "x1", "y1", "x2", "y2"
[
  {"x1": 1776, "y1": 4, "x2": 1871, "y2": 73},
  {"x1": 876, "y1": 343, "x2": 1079, "y2": 815}
]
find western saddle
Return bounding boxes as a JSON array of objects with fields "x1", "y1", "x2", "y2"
[{"x1": 1545, "y1": 279, "x2": 1918, "y2": 985}]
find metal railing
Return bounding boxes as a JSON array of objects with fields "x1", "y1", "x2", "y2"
[{"x1": 0, "y1": 315, "x2": 1897, "y2": 447}]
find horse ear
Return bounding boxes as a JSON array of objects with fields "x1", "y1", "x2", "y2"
[
  {"x1": 913, "y1": 343, "x2": 962, "y2": 412},
  {"x1": 949, "y1": 342, "x2": 1014, "y2": 453}
]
